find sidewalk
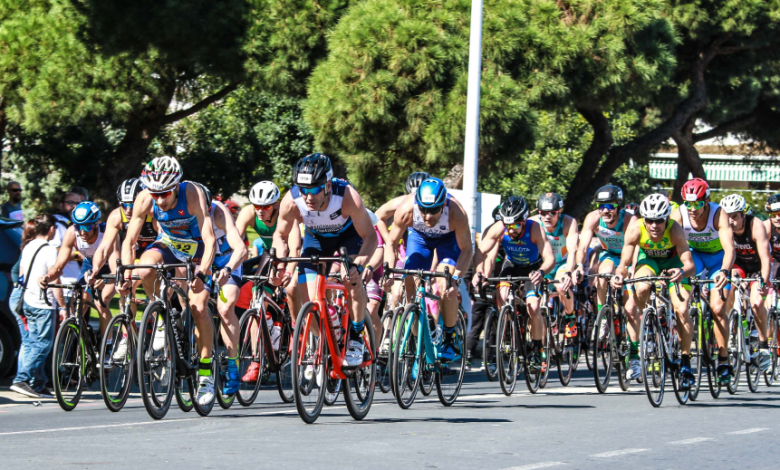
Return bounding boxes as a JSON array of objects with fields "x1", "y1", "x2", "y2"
[{"x1": 0, "y1": 378, "x2": 58, "y2": 407}]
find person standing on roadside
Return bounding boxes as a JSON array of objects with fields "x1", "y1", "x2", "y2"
[{"x1": 1, "y1": 181, "x2": 24, "y2": 221}]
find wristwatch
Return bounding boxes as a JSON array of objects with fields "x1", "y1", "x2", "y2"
[
  {"x1": 355, "y1": 264, "x2": 365, "y2": 275},
  {"x1": 224, "y1": 266, "x2": 232, "y2": 276}
]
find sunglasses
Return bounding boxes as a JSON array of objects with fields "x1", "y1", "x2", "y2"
[
  {"x1": 121, "y1": 202, "x2": 134, "y2": 211},
  {"x1": 505, "y1": 223, "x2": 523, "y2": 230},
  {"x1": 300, "y1": 184, "x2": 325, "y2": 196},
  {"x1": 76, "y1": 223, "x2": 96, "y2": 232},
  {"x1": 63, "y1": 200, "x2": 81, "y2": 206},
  {"x1": 150, "y1": 190, "x2": 173, "y2": 200},
  {"x1": 599, "y1": 203, "x2": 618, "y2": 211},
  {"x1": 9, "y1": 189, "x2": 22, "y2": 193},
  {"x1": 770, "y1": 211, "x2": 780, "y2": 217},
  {"x1": 253, "y1": 203, "x2": 274, "y2": 211},
  {"x1": 684, "y1": 200, "x2": 705, "y2": 210},
  {"x1": 539, "y1": 210, "x2": 558, "y2": 217},
  {"x1": 419, "y1": 205, "x2": 442, "y2": 215},
  {"x1": 645, "y1": 217, "x2": 666, "y2": 225}
]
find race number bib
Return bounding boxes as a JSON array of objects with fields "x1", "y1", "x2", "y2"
[{"x1": 159, "y1": 233, "x2": 198, "y2": 260}]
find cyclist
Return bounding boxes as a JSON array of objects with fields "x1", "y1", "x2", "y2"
[
  {"x1": 270, "y1": 153, "x2": 377, "y2": 367},
  {"x1": 117, "y1": 156, "x2": 218, "y2": 406},
  {"x1": 38, "y1": 201, "x2": 116, "y2": 335},
  {"x1": 721, "y1": 193, "x2": 773, "y2": 373},
  {"x1": 384, "y1": 178, "x2": 473, "y2": 363},
  {"x1": 532, "y1": 192, "x2": 578, "y2": 325},
  {"x1": 472, "y1": 196, "x2": 555, "y2": 372},
  {"x1": 612, "y1": 194, "x2": 696, "y2": 388},
  {"x1": 574, "y1": 185, "x2": 638, "y2": 321},
  {"x1": 670, "y1": 178, "x2": 734, "y2": 384}
]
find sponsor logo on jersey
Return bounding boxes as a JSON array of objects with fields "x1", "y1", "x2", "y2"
[{"x1": 178, "y1": 210, "x2": 185, "y2": 216}]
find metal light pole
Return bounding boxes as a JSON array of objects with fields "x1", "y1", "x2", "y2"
[{"x1": 462, "y1": 0, "x2": 483, "y2": 244}]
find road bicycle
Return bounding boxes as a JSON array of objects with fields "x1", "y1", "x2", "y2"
[
  {"x1": 727, "y1": 275, "x2": 765, "y2": 394},
  {"x1": 687, "y1": 277, "x2": 725, "y2": 400},
  {"x1": 587, "y1": 273, "x2": 630, "y2": 393}
]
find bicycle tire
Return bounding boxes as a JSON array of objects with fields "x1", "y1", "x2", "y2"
[
  {"x1": 640, "y1": 309, "x2": 665, "y2": 408},
  {"x1": 236, "y1": 309, "x2": 264, "y2": 406},
  {"x1": 726, "y1": 310, "x2": 742, "y2": 395},
  {"x1": 703, "y1": 304, "x2": 722, "y2": 398},
  {"x1": 375, "y1": 309, "x2": 394, "y2": 394},
  {"x1": 483, "y1": 308, "x2": 499, "y2": 382},
  {"x1": 391, "y1": 302, "x2": 422, "y2": 409},
  {"x1": 491, "y1": 305, "x2": 517, "y2": 396},
  {"x1": 591, "y1": 306, "x2": 614, "y2": 393},
  {"x1": 746, "y1": 314, "x2": 761, "y2": 393},
  {"x1": 583, "y1": 309, "x2": 594, "y2": 371},
  {"x1": 99, "y1": 313, "x2": 135, "y2": 412},
  {"x1": 689, "y1": 311, "x2": 702, "y2": 401},
  {"x1": 53, "y1": 317, "x2": 85, "y2": 411},
  {"x1": 539, "y1": 309, "x2": 552, "y2": 389},
  {"x1": 386, "y1": 306, "x2": 404, "y2": 398},
  {"x1": 435, "y1": 310, "x2": 466, "y2": 406},
  {"x1": 615, "y1": 310, "x2": 629, "y2": 392},
  {"x1": 137, "y1": 301, "x2": 175, "y2": 420},
  {"x1": 672, "y1": 325, "x2": 690, "y2": 406},
  {"x1": 344, "y1": 313, "x2": 377, "y2": 420},
  {"x1": 275, "y1": 314, "x2": 295, "y2": 403},
  {"x1": 175, "y1": 377, "x2": 194, "y2": 412},
  {"x1": 291, "y1": 302, "x2": 327, "y2": 423},
  {"x1": 765, "y1": 308, "x2": 779, "y2": 387}
]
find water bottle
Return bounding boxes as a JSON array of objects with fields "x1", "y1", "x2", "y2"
[
  {"x1": 265, "y1": 313, "x2": 281, "y2": 351},
  {"x1": 613, "y1": 315, "x2": 620, "y2": 337},
  {"x1": 327, "y1": 305, "x2": 342, "y2": 342}
]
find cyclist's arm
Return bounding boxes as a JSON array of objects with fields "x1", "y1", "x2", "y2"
[
  {"x1": 188, "y1": 183, "x2": 216, "y2": 275},
  {"x1": 532, "y1": 222, "x2": 556, "y2": 275},
  {"x1": 448, "y1": 199, "x2": 473, "y2": 278},
  {"x1": 473, "y1": 221, "x2": 502, "y2": 278},
  {"x1": 375, "y1": 195, "x2": 404, "y2": 223},
  {"x1": 122, "y1": 191, "x2": 154, "y2": 268},
  {"x1": 213, "y1": 201, "x2": 248, "y2": 273},
  {"x1": 615, "y1": 220, "x2": 640, "y2": 278},
  {"x1": 575, "y1": 212, "x2": 597, "y2": 265},
  {"x1": 716, "y1": 207, "x2": 735, "y2": 272},
  {"x1": 384, "y1": 199, "x2": 414, "y2": 269},
  {"x1": 271, "y1": 190, "x2": 300, "y2": 268},
  {"x1": 564, "y1": 215, "x2": 578, "y2": 273},
  {"x1": 45, "y1": 226, "x2": 77, "y2": 280},
  {"x1": 91, "y1": 208, "x2": 122, "y2": 274},
  {"x1": 235, "y1": 205, "x2": 254, "y2": 239},
  {"x1": 342, "y1": 186, "x2": 377, "y2": 268},
  {"x1": 752, "y1": 216, "x2": 772, "y2": 283},
  {"x1": 671, "y1": 222, "x2": 695, "y2": 278}
]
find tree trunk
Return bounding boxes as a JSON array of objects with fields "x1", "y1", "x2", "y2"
[
  {"x1": 672, "y1": 155, "x2": 690, "y2": 202},
  {"x1": 671, "y1": 116, "x2": 705, "y2": 203},
  {"x1": 563, "y1": 108, "x2": 613, "y2": 216}
]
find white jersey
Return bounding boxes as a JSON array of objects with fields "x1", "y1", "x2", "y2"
[
  {"x1": 679, "y1": 202, "x2": 723, "y2": 253},
  {"x1": 291, "y1": 179, "x2": 353, "y2": 237},
  {"x1": 75, "y1": 223, "x2": 106, "y2": 260},
  {"x1": 412, "y1": 196, "x2": 452, "y2": 239}
]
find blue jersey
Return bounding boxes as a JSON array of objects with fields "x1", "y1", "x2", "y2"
[
  {"x1": 501, "y1": 219, "x2": 540, "y2": 266},
  {"x1": 153, "y1": 182, "x2": 203, "y2": 241}
]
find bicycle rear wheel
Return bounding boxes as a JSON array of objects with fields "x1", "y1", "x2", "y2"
[
  {"x1": 766, "y1": 308, "x2": 779, "y2": 386},
  {"x1": 557, "y1": 312, "x2": 576, "y2": 386},
  {"x1": 496, "y1": 305, "x2": 518, "y2": 396},
  {"x1": 689, "y1": 314, "x2": 702, "y2": 401},
  {"x1": 726, "y1": 310, "x2": 742, "y2": 395},
  {"x1": 175, "y1": 377, "x2": 194, "y2": 412},
  {"x1": 236, "y1": 309, "x2": 264, "y2": 406},
  {"x1": 483, "y1": 308, "x2": 499, "y2": 381},
  {"x1": 435, "y1": 310, "x2": 466, "y2": 406},
  {"x1": 375, "y1": 309, "x2": 394, "y2": 394},
  {"x1": 275, "y1": 315, "x2": 294, "y2": 403},
  {"x1": 53, "y1": 317, "x2": 85, "y2": 411},
  {"x1": 100, "y1": 313, "x2": 136, "y2": 412},
  {"x1": 746, "y1": 315, "x2": 761, "y2": 393},
  {"x1": 137, "y1": 302, "x2": 175, "y2": 420},
  {"x1": 391, "y1": 302, "x2": 422, "y2": 409},
  {"x1": 345, "y1": 313, "x2": 376, "y2": 420},
  {"x1": 291, "y1": 302, "x2": 327, "y2": 423},
  {"x1": 640, "y1": 309, "x2": 665, "y2": 408},
  {"x1": 539, "y1": 310, "x2": 552, "y2": 389},
  {"x1": 591, "y1": 306, "x2": 614, "y2": 393}
]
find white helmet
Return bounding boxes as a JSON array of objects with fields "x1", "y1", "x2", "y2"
[
  {"x1": 639, "y1": 193, "x2": 671, "y2": 219},
  {"x1": 720, "y1": 194, "x2": 746, "y2": 214},
  {"x1": 140, "y1": 156, "x2": 183, "y2": 192},
  {"x1": 249, "y1": 181, "x2": 280, "y2": 205}
]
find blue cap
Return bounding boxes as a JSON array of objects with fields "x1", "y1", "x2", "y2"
[{"x1": 415, "y1": 178, "x2": 447, "y2": 209}]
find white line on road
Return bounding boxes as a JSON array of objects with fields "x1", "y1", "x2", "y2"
[
  {"x1": 727, "y1": 428, "x2": 769, "y2": 435},
  {"x1": 668, "y1": 437, "x2": 714, "y2": 445},
  {"x1": 591, "y1": 449, "x2": 649, "y2": 458},
  {"x1": 500, "y1": 462, "x2": 566, "y2": 470}
]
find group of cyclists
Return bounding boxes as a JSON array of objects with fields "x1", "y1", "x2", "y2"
[{"x1": 38, "y1": 151, "x2": 780, "y2": 422}]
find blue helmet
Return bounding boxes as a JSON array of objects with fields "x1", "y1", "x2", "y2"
[
  {"x1": 71, "y1": 201, "x2": 101, "y2": 225},
  {"x1": 416, "y1": 178, "x2": 447, "y2": 209}
]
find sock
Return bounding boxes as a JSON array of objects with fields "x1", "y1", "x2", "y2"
[
  {"x1": 443, "y1": 326, "x2": 456, "y2": 343},
  {"x1": 682, "y1": 354, "x2": 691, "y2": 368},
  {"x1": 199, "y1": 357, "x2": 212, "y2": 377},
  {"x1": 350, "y1": 319, "x2": 365, "y2": 339},
  {"x1": 597, "y1": 303, "x2": 603, "y2": 313},
  {"x1": 629, "y1": 341, "x2": 640, "y2": 360},
  {"x1": 532, "y1": 339, "x2": 543, "y2": 354},
  {"x1": 718, "y1": 354, "x2": 728, "y2": 365},
  {"x1": 228, "y1": 356, "x2": 238, "y2": 368},
  {"x1": 759, "y1": 340, "x2": 769, "y2": 349}
]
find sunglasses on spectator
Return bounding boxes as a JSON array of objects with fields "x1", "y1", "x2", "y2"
[
  {"x1": 419, "y1": 205, "x2": 443, "y2": 215},
  {"x1": 684, "y1": 200, "x2": 705, "y2": 210},
  {"x1": 300, "y1": 184, "x2": 326, "y2": 196},
  {"x1": 539, "y1": 210, "x2": 558, "y2": 217},
  {"x1": 150, "y1": 190, "x2": 173, "y2": 200},
  {"x1": 76, "y1": 223, "x2": 96, "y2": 232},
  {"x1": 253, "y1": 203, "x2": 274, "y2": 211},
  {"x1": 121, "y1": 202, "x2": 134, "y2": 211},
  {"x1": 645, "y1": 217, "x2": 666, "y2": 225},
  {"x1": 9, "y1": 188, "x2": 22, "y2": 193},
  {"x1": 599, "y1": 203, "x2": 618, "y2": 211}
]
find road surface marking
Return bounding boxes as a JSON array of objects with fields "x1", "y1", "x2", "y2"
[
  {"x1": 727, "y1": 428, "x2": 768, "y2": 435},
  {"x1": 591, "y1": 449, "x2": 649, "y2": 458},
  {"x1": 501, "y1": 462, "x2": 566, "y2": 470},
  {"x1": 668, "y1": 437, "x2": 714, "y2": 445}
]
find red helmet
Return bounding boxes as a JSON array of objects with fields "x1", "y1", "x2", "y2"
[{"x1": 681, "y1": 178, "x2": 710, "y2": 202}]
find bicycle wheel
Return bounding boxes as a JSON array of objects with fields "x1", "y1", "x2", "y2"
[
  {"x1": 345, "y1": 313, "x2": 377, "y2": 420},
  {"x1": 483, "y1": 308, "x2": 499, "y2": 382},
  {"x1": 323, "y1": 353, "x2": 341, "y2": 406},
  {"x1": 583, "y1": 309, "x2": 595, "y2": 371},
  {"x1": 175, "y1": 377, "x2": 194, "y2": 412},
  {"x1": 291, "y1": 302, "x2": 327, "y2": 424},
  {"x1": 615, "y1": 312, "x2": 630, "y2": 392},
  {"x1": 727, "y1": 310, "x2": 742, "y2": 395},
  {"x1": 493, "y1": 305, "x2": 518, "y2": 396},
  {"x1": 236, "y1": 309, "x2": 264, "y2": 406},
  {"x1": 672, "y1": 331, "x2": 690, "y2": 406},
  {"x1": 137, "y1": 302, "x2": 175, "y2": 420},
  {"x1": 53, "y1": 317, "x2": 85, "y2": 411},
  {"x1": 640, "y1": 309, "x2": 665, "y2": 407},
  {"x1": 375, "y1": 309, "x2": 394, "y2": 394},
  {"x1": 766, "y1": 308, "x2": 779, "y2": 386},
  {"x1": 435, "y1": 310, "x2": 466, "y2": 406},
  {"x1": 557, "y1": 313, "x2": 575, "y2": 387},
  {"x1": 539, "y1": 310, "x2": 552, "y2": 389},
  {"x1": 391, "y1": 302, "x2": 422, "y2": 409},
  {"x1": 591, "y1": 306, "x2": 614, "y2": 393},
  {"x1": 704, "y1": 307, "x2": 722, "y2": 399},
  {"x1": 275, "y1": 315, "x2": 294, "y2": 403},
  {"x1": 689, "y1": 313, "x2": 702, "y2": 401},
  {"x1": 746, "y1": 314, "x2": 761, "y2": 393},
  {"x1": 100, "y1": 313, "x2": 135, "y2": 412}
]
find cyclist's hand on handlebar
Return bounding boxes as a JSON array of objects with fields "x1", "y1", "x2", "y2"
[
  {"x1": 94, "y1": 277, "x2": 106, "y2": 291},
  {"x1": 346, "y1": 265, "x2": 361, "y2": 286},
  {"x1": 471, "y1": 273, "x2": 484, "y2": 290},
  {"x1": 713, "y1": 271, "x2": 728, "y2": 290},
  {"x1": 610, "y1": 274, "x2": 624, "y2": 289},
  {"x1": 572, "y1": 265, "x2": 584, "y2": 284},
  {"x1": 37, "y1": 274, "x2": 50, "y2": 290},
  {"x1": 560, "y1": 272, "x2": 572, "y2": 292},
  {"x1": 117, "y1": 277, "x2": 132, "y2": 294},
  {"x1": 214, "y1": 269, "x2": 230, "y2": 287},
  {"x1": 189, "y1": 274, "x2": 206, "y2": 294},
  {"x1": 666, "y1": 268, "x2": 683, "y2": 284},
  {"x1": 530, "y1": 269, "x2": 543, "y2": 286},
  {"x1": 382, "y1": 275, "x2": 394, "y2": 292}
]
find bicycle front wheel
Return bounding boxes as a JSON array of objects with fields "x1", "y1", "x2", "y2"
[
  {"x1": 53, "y1": 317, "x2": 85, "y2": 411},
  {"x1": 137, "y1": 301, "x2": 175, "y2": 420},
  {"x1": 275, "y1": 313, "x2": 294, "y2": 403},
  {"x1": 100, "y1": 313, "x2": 136, "y2": 412},
  {"x1": 727, "y1": 310, "x2": 742, "y2": 395},
  {"x1": 591, "y1": 306, "x2": 614, "y2": 393},
  {"x1": 391, "y1": 302, "x2": 422, "y2": 409},
  {"x1": 746, "y1": 314, "x2": 761, "y2": 393},
  {"x1": 689, "y1": 312, "x2": 702, "y2": 401},
  {"x1": 291, "y1": 302, "x2": 326, "y2": 424},
  {"x1": 236, "y1": 309, "x2": 264, "y2": 406},
  {"x1": 483, "y1": 308, "x2": 499, "y2": 382},
  {"x1": 640, "y1": 309, "x2": 665, "y2": 408},
  {"x1": 344, "y1": 312, "x2": 377, "y2": 420},
  {"x1": 435, "y1": 309, "x2": 466, "y2": 406},
  {"x1": 495, "y1": 305, "x2": 519, "y2": 396}
]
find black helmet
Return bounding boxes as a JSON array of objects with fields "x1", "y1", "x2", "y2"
[
  {"x1": 536, "y1": 192, "x2": 563, "y2": 211},
  {"x1": 499, "y1": 196, "x2": 529, "y2": 224},
  {"x1": 116, "y1": 178, "x2": 143, "y2": 204},
  {"x1": 405, "y1": 171, "x2": 431, "y2": 194},
  {"x1": 594, "y1": 185, "x2": 623, "y2": 205},
  {"x1": 491, "y1": 205, "x2": 501, "y2": 221},
  {"x1": 766, "y1": 194, "x2": 780, "y2": 213},
  {"x1": 293, "y1": 153, "x2": 333, "y2": 188}
]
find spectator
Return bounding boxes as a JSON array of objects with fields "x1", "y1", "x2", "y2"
[
  {"x1": 10, "y1": 214, "x2": 66, "y2": 398},
  {"x1": 1, "y1": 181, "x2": 24, "y2": 221}
]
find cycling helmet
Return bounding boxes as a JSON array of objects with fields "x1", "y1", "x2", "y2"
[
  {"x1": 639, "y1": 194, "x2": 671, "y2": 219},
  {"x1": 492, "y1": 205, "x2": 501, "y2": 221},
  {"x1": 681, "y1": 178, "x2": 710, "y2": 202},
  {"x1": 499, "y1": 196, "x2": 529, "y2": 224},
  {"x1": 594, "y1": 185, "x2": 623, "y2": 205},
  {"x1": 405, "y1": 171, "x2": 431, "y2": 195},
  {"x1": 415, "y1": 178, "x2": 447, "y2": 209},
  {"x1": 720, "y1": 194, "x2": 746, "y2": 214},
  {"x1": 766, "y1": 194, "x2": 780, "y2": 212},
  {"x1": 116, "y1": 178, "x2": 143, "y2": 204},
  {"x1": 537, "y1": 192, "x2": 563, "y2": 211},
  {"x1": 140, "y1": 156, "x2": 183, "y2": 192},
  {"x1": 623, "y1": 202, "x2": 639, "y2": 215},
  {"x1": 249, "y1": 181, "x2": 281, "y2": 205},
  {"x1": 293, "y1": 153, "x2": 333, "y2": 188},
  {"x1": 71, "y1": 201, "x2": 101, "y2": 225}
]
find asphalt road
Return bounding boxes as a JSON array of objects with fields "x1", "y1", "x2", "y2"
[{"x1": 1, "y1": 361, "x2": 777, "y2": 470}]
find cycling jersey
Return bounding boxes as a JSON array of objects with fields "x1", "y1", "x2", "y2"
[
  {"x1": 253, "y1": 215, "x2": 276, "y2": 251},
  {"x1": 120, "y1": 209, "x2": 157, "y2": 252},
  {"x1": 680, "y1": 202, "x2": 723, "y2": 253},
  {"x1": 149, "y1": 182, "x2": 205, "y2": 263},
  {"x1": 596, "y1": 210, "x2": 626, "y2": 255},
  {"x1": 769, "y1": 224, "x2": 780, "y2": 262},
  {"x1": 540, "y1": 216, "x2": 567, "y2": 265},
  {"x1": 404, "y1": 194, "x2": 460, "y2": 270},
  {"x1": 734, "y1": 214, "x2": 761, "y2": 276},
  {"x1": 291, "y1": 178, "x2": 354, "y2": 237},
  {"x1": 75, "y1": 223, "x2": 107, "y2": 260},
  {"x1": 411, "y1": 196, "x2": 452, "y2": 239},
  {"x1": 209, "y1": 203, "x2": 242, "y2": 286},
  {"x1": 501, "y1": 219, "x2": 540, "y2": 266},
  {"x1": 636, "y1": 219, "x2": 687, "y2": 289}
]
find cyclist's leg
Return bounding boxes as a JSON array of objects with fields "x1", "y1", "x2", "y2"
[
  {"x1": 702, "y1": 251, "x2": 732, "y2": 358},
  {"x1": 433, "y1": 233, "x2": 461, "y2": 329},
  {"x1": 596, "y1": 251, "x2": 618, "y2": 310},
  {"x1": 366, "y1": 277, "x2": 383, "y2": 344},
  {"x1": 627, "y1": 263, "x2": 656, "y2": 343},
  {"x1": 751, "y1": 280, "x2": 769, "y2": 342},
  {"x1": 670, "y1": 279, "x2": 693, "y2": 354},
  {"x1": 216, "y1": 270, "x2": 242, "y2": 357},
  {"x1": 285, "y1": 269, "x2": 300, "y2": 323},
  {"x1": 553, "y1": 264, "x2": 574, "y2": 314}
]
